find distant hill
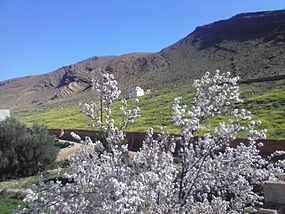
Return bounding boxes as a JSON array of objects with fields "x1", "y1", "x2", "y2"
[{"x1": 1, "y1": 9, "x2": 285, "y2": 109}]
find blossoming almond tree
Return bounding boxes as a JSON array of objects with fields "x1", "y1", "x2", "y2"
[{"x1": 20, "y1": 71, "x2": 284, "y2": 214}]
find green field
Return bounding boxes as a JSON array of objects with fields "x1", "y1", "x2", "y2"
[{"x1": 14, "y1": 80, "x2": 285, "y2": 140}]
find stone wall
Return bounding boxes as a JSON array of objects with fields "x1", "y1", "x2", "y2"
[
  {"x1": 264, "y1": 182, "x2": 285, "y2": 205},
  {"x1": 261, "y1": 179, "x2": 285, "y2": 214}
]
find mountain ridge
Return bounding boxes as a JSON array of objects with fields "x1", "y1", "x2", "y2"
[{"x1": 1, "y1": 9, "x2": 285, "y2": 109}]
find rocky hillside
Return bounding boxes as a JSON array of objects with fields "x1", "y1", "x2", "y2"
[{"x1": 0, "y1": 9, "x2": 284, "y2": 109}]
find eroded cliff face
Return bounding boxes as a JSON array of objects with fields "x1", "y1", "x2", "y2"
[{"x1": 1, "y1": 10, "x2": 284, "y2": 109}]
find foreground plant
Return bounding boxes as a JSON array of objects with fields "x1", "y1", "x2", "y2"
[
  {"x1": 20, "y1": 71, "x2": 284, "y2": 214},
  {"x1": 0, "y1": 118, "x2": 58, "y2": 181}
]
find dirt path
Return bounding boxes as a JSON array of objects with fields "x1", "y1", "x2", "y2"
[
  {"x1": 56, "y1": 141, "x2": 82, "y2": 162},
  {"x1": 56, "y1": 141, "x2": 137, "y2": 161}
]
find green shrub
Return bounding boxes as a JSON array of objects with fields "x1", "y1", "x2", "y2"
[{"x1": 0, "y1": 118, "x2": 59, "y2": 181}]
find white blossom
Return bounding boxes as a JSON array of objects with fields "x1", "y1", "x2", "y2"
[{"x1": 19, "y1": 71, "x2": 284, "y2": 214}]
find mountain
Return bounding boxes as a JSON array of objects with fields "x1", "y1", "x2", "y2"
[{"x1": 1, "y1": 9, "x2": 285, "y2": 109}]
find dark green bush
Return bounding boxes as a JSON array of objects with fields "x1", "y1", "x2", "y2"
[{"x1": 0, "y1": 118, "x2": 59, "y2": 181}]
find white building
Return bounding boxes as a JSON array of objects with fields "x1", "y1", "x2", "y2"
[
  {"x1": 0, "y1": 109, "x2": 10, "y2": 121},
  {"x1": 129, "y1": 86, "x2": 144, "y2": 98}
]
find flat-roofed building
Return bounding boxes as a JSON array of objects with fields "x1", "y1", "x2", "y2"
[
  {"x1": 0, "y1": 109, "x2": 10, "y2": 121},
  {"x1": 129, "y1": 86, "x2": 144, "y2": 98}
]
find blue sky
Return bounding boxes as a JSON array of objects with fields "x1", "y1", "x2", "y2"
[{"x1": 0, "y1": 0, "x2": 284, "y2": 81}]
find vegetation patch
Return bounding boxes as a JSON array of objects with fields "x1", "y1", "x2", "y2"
[
  {"x1": 0, "y1": 118, "x2": 59, "y2": 181},
  {"x1": 14, "y1": 80, "x2": 285, "y2": 140},
  {"x1": 0, "y1": 197, "x2": 26, "y2": 214}
]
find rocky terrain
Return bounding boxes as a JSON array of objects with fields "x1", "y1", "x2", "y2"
[{"x1": 0, "y1": 9, "x2": 285, "y2": 109}]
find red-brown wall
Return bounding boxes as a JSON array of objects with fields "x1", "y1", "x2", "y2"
[{"x1": 49, "y1": 129, "x2": 285, "y2": 159}]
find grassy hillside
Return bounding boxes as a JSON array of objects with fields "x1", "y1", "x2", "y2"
[{"x1": 14, "y1": 80, "x2": 285, "y2": 140}]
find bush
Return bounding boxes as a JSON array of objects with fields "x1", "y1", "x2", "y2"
[{"x1": 0, "y1": 118, "x2": 58, "y2": 181}]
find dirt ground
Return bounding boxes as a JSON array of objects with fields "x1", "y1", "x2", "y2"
[
  {"x1": 56, "y1": 141, "x2": 137, "y2": 161},
  {"x1": 56, "y1": 141, "x2": 82, "y2": 162}
]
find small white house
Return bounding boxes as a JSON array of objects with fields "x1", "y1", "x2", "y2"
[
  {"x1": 0, "y1": 109, "x2": 10, "y2": 121},
  {"x1": 129, "y1": 86, "x2": 144, "y2": 98}
]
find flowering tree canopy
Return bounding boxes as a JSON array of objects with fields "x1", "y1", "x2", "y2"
[{"x1": 20, "y1": 71, "x2": 284, "y2": 214}]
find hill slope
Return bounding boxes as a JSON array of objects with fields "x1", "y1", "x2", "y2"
[
  {"x1": 1, "y1": 9, "x2": 285, "y2": 109},
  {"x1": 14, "y1": 79, "x2": 285, "y2": 140}
]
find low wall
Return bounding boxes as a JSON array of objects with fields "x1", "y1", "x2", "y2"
[
  {"x1": 262, "y1": 177, "x2": 285, "y2": 214},
  {"x1": 49, "y1": 129, "x2": 151, "y2": 152},
  {"x1": 48, "y1": 129, "x2": 285, "y2": 158}
]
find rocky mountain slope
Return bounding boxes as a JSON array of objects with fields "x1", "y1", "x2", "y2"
[{"x1": 0, "y1": 9, "x2": 284, "y2": 109}]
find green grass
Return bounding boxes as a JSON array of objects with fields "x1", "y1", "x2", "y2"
[
  {"x1": 0, "y1": 170, "x2": 65, "y2": 214},
  {"x1": 0, "y1": 197, "x2": 26, "y2": 214},
  {"x1": 14, "y1": 80, "x2": 285, "y2": 140}
]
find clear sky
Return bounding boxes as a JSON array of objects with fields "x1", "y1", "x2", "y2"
[{"x1": 0, "y1": 0, "x2": 284, "y2": 81}]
